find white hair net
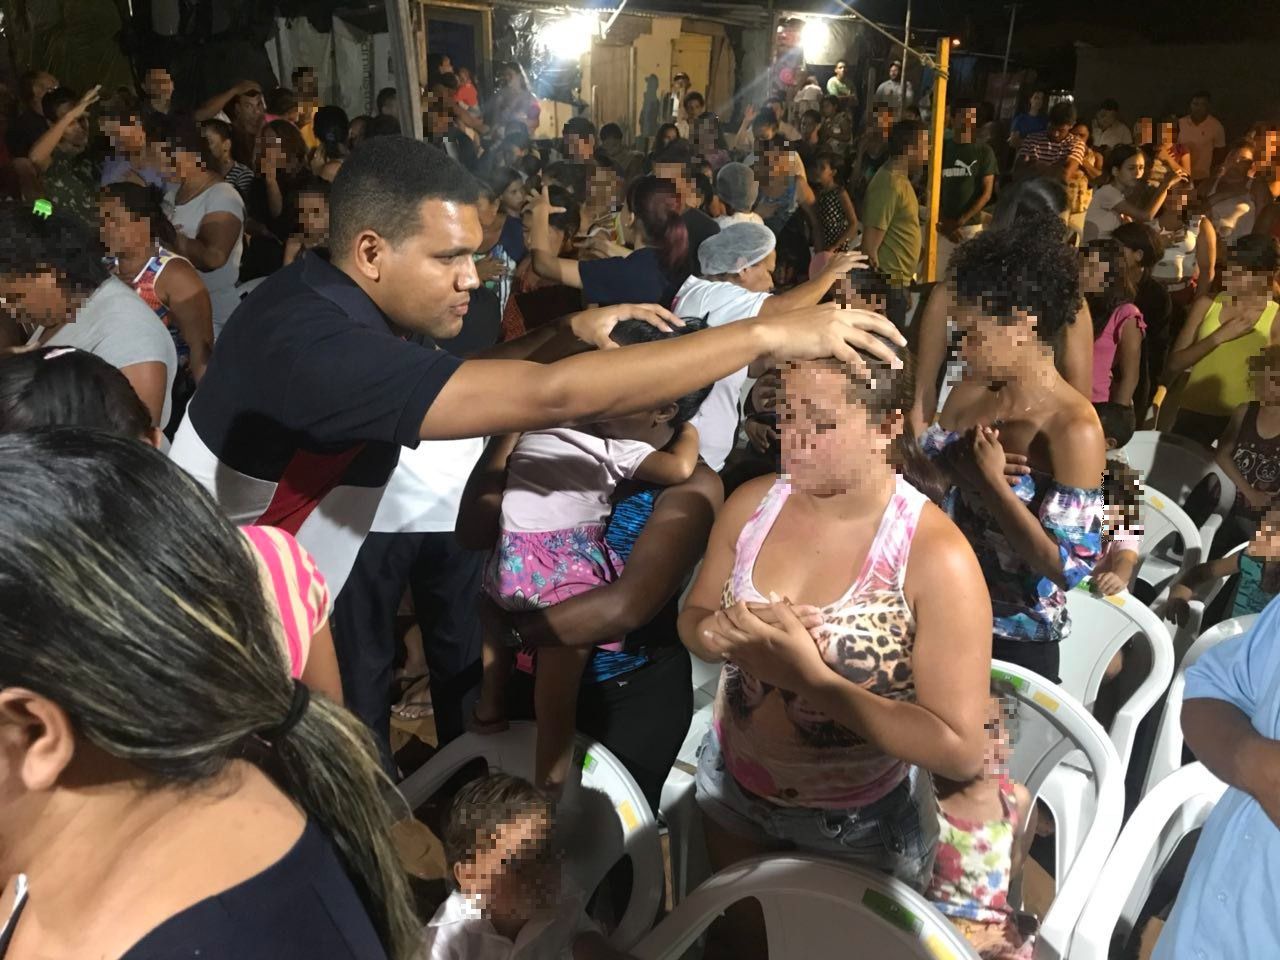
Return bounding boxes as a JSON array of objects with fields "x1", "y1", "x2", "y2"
[{"x1": 698, "y1": 221, "x2": 777, "y2": 276}]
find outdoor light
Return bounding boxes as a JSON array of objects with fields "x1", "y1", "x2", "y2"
[
  {"x1": 540, "y1": 13, "x2": 598, "y2": 59},
  {"x1": 800, "y1": 18, "x2": 831, "y2": 60}
]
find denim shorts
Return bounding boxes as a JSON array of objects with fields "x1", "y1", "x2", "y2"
[{"x1": 694, "y1": 729, "x2": 938, "y2": 889}]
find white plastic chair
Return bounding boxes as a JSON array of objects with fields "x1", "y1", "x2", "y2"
[
  {"x1": 1060, "y1": 590, "x2": 1175, "y2": 774},
  {"x1": 1135, "y1": 484, "x2": 1204, "y2": 597},
  {"x1": 992, "y1": 661, "x2": 1125, "y2": 960},
  {"x1": 1120, "y1": 431, "x2": 1235, "y2": 562},
  {"x1": 394, "y1": 722, "x2": 663, "y2": 950},
  {"x1": 1142, "y1": 614, "x2": 1257, "y2": 799},
  {"x1": 1154, "y1": 542, "x2": 1249, "y2": 664},
  {"x1": 1072, "y1": 763, "x2": 1227, "y2": 960},
  {"x1": 658, "y1": 701, "x2": 714, "y2": 905},
  {"x1": 632, "y1": 855, "x2": 980, "y2": 960}
]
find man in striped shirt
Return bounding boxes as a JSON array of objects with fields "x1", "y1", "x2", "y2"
[{"x1": 1014, "y1": 100, "x2": 1085, "y2": 183}]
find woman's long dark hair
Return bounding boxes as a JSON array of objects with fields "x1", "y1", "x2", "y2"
[
  {"x1": 0, "y1": 429, "x2": 421, "y2": 958},
  {"x1": 102, "y1": 181, "x2": 179, "y2": 249},
  {"x1": 313, "y1": 105, "x2": 350, "y2": 163},
  {"x1": 628, "y1": 176, "x2": 689, "y2": 274},
  {"x1": 1083, "y1": 238, "x2": 1138, "y2": 338},
  {"x1": 0, "y1": 347, "x2": 150, "y2": 437}
]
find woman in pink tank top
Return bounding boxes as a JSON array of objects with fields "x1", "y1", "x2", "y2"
[{"x1": 679, "y1": 353, "x2": 992, "y2": 960}]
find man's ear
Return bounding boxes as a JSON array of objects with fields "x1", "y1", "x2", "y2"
[
  {"x1": 652, "y1": 403, "x2": 679, "y2": 426},
  {"x1": 348, "y1": 230, "x2": 386, "y2": 282}
]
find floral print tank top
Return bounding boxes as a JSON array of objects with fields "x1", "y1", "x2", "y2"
[
  {"x1": 713, "y1": 475, "x2": 927, "y2": 809},
  {"x1": 926, "y1": 778, "x2": 1019, "y2": 924}
]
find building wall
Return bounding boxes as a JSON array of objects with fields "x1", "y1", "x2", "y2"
[{"x1": 1074, "y1": 42, "x2": 1277, "y2": 138}]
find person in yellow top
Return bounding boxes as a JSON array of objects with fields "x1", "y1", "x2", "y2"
[{"x1": 1166, "y1": 234, "x2": 1280, "y2": 445}]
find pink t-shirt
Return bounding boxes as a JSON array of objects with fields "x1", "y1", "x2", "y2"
[
  {"x1": 1091, "y1": 303, "x2": 1146, "y2": 403},
  {"x1": 241, "y1": 525, "x2": 331, "y2": 677}
]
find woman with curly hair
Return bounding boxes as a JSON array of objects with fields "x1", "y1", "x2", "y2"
[{"x1": 924, "y1": 216, "x2": 1107, "y2": 683}]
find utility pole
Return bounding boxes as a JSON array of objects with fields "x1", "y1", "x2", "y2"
[
  {"x1": 898, "y1": 0, "x2": 912, "y2": 117},
  {"x1": 924, "y1": 36, "x2": 950, "y2": 283},
  {"x1": 997, "y1": 3, "x2": 1018, "y2": 121},
  {"x1": 386, "y1": 0, "x2": 423, "y2": 140}
]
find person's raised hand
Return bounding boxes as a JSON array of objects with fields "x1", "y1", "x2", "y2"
[
  {"x1": 756, "y1": 302, "x2": 905, "y2": 377},
  {"x1": 475, "y1": 256, "x2": 509, "y2": 283},
  {"x1": 972, "y1": 425, "x2": 1008, "y2": 489},
  {"x1": 527, "y1": 185, "x2": 566, "y2": 223},
  {"x1": 824, "y1": 250, "x2": 871, "y2": 276},
  {"x1": 575, "y1": 233, "x2": 630, "y2": 261},
  {"x1": 744, "y1": 418, "x2": 779, "y2": 453},
  {"x1": 568, "y1": 303, "x2": 684, "y2": 349},
  {"x1": 1217, "y1": 309, "x2": 1260, "y2": 344},
  {"x1": 750, "y1": 370, "x2": 783, "y2": 413},
  {"x1": 68, "y1": 85, "x2": 102, "y2": 122}
]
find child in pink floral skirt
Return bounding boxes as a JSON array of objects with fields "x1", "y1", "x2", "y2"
[{"x1": 926, "y1": 683, "x2": 1036, "y2": 959}]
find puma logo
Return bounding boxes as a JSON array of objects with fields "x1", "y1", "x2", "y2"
[{"x1": 941, "y1": 158, "x2": 979, "y2": 179}]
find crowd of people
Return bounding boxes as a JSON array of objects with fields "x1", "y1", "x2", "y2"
[{"x1": 0, "y1": 52, "x2": 1278, "y2": 960}]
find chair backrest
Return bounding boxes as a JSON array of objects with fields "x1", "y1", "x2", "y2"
[
  {"x1": 632, "y1": 855, "x2": 980, "y2": 960},
  {"x1": 1138, "y1": 483, "x2": 1204, "y2": 578},
  {"x1": 992, "y1": 661, "x2": 1125, "y2": 960},
  {"x1": 1121, "y1": 431, "x2": 1235, "y2": 515},
  {"x1": 1142, "y1": 614, "x2": 1258, "y2": 798},
  {"x1": 1072, "y1": 763, "x2": 1227, "y2": 960},
  {"x1": 393, "y1": 722, "x2": 663, "y2": 950},
  {"x1": 1060, "y1": 590, "x2": 1175, "y2": 772}
]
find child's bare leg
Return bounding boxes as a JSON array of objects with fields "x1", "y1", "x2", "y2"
[
  {"x1": 473, "y1": 616, "x2": 512, "y2": 732},
  {"x1": 533, "y1": 645, "x2": 592, "y2": 790}
]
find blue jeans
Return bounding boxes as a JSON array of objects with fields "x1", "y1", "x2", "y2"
[{"x1": 694, "y1": 730, "x2": 938, "y2": 889}]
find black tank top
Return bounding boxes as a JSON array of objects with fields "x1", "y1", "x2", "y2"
[{"x1": 1232, "y1": 402, "x2": 1280, "y2": 516}]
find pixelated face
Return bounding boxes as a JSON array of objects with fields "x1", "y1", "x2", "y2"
[
  {"x1": 1249, "y1": 355, "x2": 1280, "y2": 403},
  {"x1": 294, "y1": 68, "x2": 319, "y2": 100},
  {"x1": 1156, "y1": 121, "x2": 1175, "y2": 147},
  {"x1": 955, "y1": 301, "x2": 1035, "y2": 380},
  {"x1": 952, "y1": 107, "x2": 977, "y2": 138},
  {"x1": 1221, "y1": 264, "x2": 1274, "y2": 310},
  {"x1": 298, "y1": 192, "x2": 329, "y2": 244},
  {"x1": 983, "y1": 697, "x2": 1013, "y2": 775},
  {"x1": 780, "y1": 362, "x2": 896, "y2": 495},
  {"x1": 103, "y1": 116, "x2": 146, "y2": 155},
  {"x1": 564, "y1": 132, "x2": 593, "y2": 160},
  {"x1": 459, "y1": 808, "x2": 561, "y2": 924},
  {"x1": 99, "y1": 196, "x2": 151, "y2": 257},
  {"x1": 1114, "y1": 151, "x2": 1146, "y2": 188},
  {"x1": 765, "y1": 148, "x2": 790, "y2": 179},
  {"x1": 1030, "y1": 91, "x2": 1045, "y2": 113},
  {"x1": 1248, "y1": 509, "x2": 1280, "y2": 559},
  {"x1": 834, "y1": 277, "x2": 886, "y2": 314},
  {"x1": 875, "y1": 107, "x2": 894, "y2": 136},
  {"x1": 0, "y1": 269, "x2": 77, "y2": 326},
  {"x1": 588, "y1": 167, "x2": 620, "y2": 210},
  {"x1": 143, "y1": 68, "x2": 173, "y2": 104},
  {"x1": 1133, "y1": 117, "x2": 1153, "y2": 145},
  {"x1": 1079, "y1": 251, "x2": 1108, "y2": 295}
]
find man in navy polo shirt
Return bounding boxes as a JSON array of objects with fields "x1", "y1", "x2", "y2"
[{"x1": 170, "y1": 135, "x2": 902, "y2": 747}]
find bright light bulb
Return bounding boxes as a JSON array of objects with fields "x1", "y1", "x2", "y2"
[
  {"x1": 800, "y1": 19, "x2": 830, "y2": 60},
  {"x1": 541, "y1": 14, "x2": 597, "y2": 60}
]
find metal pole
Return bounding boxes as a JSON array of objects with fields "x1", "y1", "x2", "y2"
[
  {"x1": 898, "y1": 0, "x2": 911, "y2": 117},
  {"x1": 997, "y1": 3, "x2": 1018, "y2": 121},
  {"x1": 386, "y1": 0, "x2": 424, "y2": 140},
  {"x1": 924, "y1": 36, "x2": 950, "y2": 283}
]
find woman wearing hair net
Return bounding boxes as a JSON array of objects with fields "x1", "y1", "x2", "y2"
[{"x1": 672, "y1": 222, "x2": 867, "y2": 472}]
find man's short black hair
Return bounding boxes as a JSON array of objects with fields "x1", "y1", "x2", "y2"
[
  {"x1": 367, "y1": 114, "x2": 401, "y2": 138},
  {"x1": 750, "y1": 108, "x2": 778, "y2": 136},
  {"x1": 562, "y1": 116, "x2": 596, "y2": 140},
  {"x1": 610, "y1": 315, "x2": 711, "y2": 425},
  {"x1": 599, "y1": 122, "x2": 623, "y2": 141},
  {"x1": 330, "y1": 137, "x2": 479, "y2": 259},
  {"x1": 949, "y1": 98, "x2": 978, "y2": 116},
  {"x1": 1191, "y1": 90, "x2": 1212, "y2": 101},
  {"x1": 1093, "y1": 402, "x2": 1136, "y2": 448},
  {"x1": 1099, "y1": 98, "x2": 1120, "y2": 112},
  {"x1": 429, "y1": 72, "x2": 459, "y2": 92},
  {"x1": 1048, "y1": 100, "x2": 1078, "y2": 127},
  {"x1": 836, "y1": 59, "x2": 848, "y2": 67},
  {"x1": 375, "y1": 86, "x2": 397, "y2": 111},
  {"x1": 266, "y1": 86, "x2": 297, "y2": 116},
  {"x1": 683, "y1": 91, "x2": 705, "y2": 109},
  {"x1": 887, "y1": 118, "x2": 927, "y2": 157},
  {"x1": 653, "y1": 139, "x2": 695, "y2": 165}
]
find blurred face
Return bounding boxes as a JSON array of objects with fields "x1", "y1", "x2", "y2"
[
  {"x1": 889, "y1": 62, "x2": 901, "y2": 81},
  {"x1": 99, "y1": 196, "x2": 152, "y2": 258},
  {"x1": 1030, "y1": 91, "x2": 1045, "y2": 114},
  {"x1": 348, "y1": 116, "x2": 367, "y2": 147},
  {"x1": 298, "y1": 192, "x2": 329, "y2": 244},
  {"x1": 1222, "y1": 265, "x2": 1276, "y2": 312},
  {"x1": 1079, "y1": 250, "x2": 1108, "y2": 295},
  {"x1": 294, "y1": 68, "x2": 319, "y2": 100},
  {"x1": 52, "y1": 102, "x2": 89, "y2": 154},
  {"x1": 588, "y1": 167, "x2": 619, "y2": 211},
  {"x1": 905, "y1": 130, "x2": 930, "y2": 172},
  {"x1": 1047, "y1": 122, "x2": 1072, "y2": 144},
  {"x1": 202, "y1": 126, "x2": 232, "y2": 165},
  {"x1": 983, "y1": 698, "x2": 1013, "y2": 776},
  {"x1": 233, "y1": 87, "x2": 265, "y2": 129},
  {"x1": 347, "y1": 198, "x2": 482, "y2": 339},
  {"x1": 951, "y1": 107, "x2": 977, "y2": 141},
  {"x1": 1114, "y1": 152, "x2": 1146, "y2": 189},
  {"x1": 454, "y1": 810, "x2": 560, "y2": 930},
  {"x1": 801, "y1": 113, "x2": 820, "y2": 138},
  {"x1": 875, "y1": 108, "x2": 893, "y2": 136},
  {"x1": 658, "y1": 126, "x2": 677, "y2": 149},
  {"x1": 1073, "y1": 123, "x2": 1090, "y2": 145},
  {"x1": 821, "y1": 100, "x2": 835, "y2": 118},
  {"x1": 143, "y1": 68, "x2": 173, "y2": 106},
  {"x1": 1226, "y1": 145, "x2": 1257, "y2": 180},
  {"x1": 500, "y1": 67, "x2": 517, "y2": 88},
  {"x1": 956, "y1": 300, "x2": 1039, "y2": 381},
  {"x1": 737, "y1": 251, "x2": 777, "y2": 293},
  {"x1": 765, "y1": 148, "x2": 789, "y2": 179},
  {"x1": 1156, "y1": 122, "x2": 1175, "y2": 148},
  {"x1": 1247, "y1": 510, "x2": 1280, "y2": 562},
  {"x1": 104, "y1": 116, "x2": 146, "y2": 155},
  {"x1": 835, "y1": 62, "x2": 846, "y2": 79},
  {"x1": 1096, "y1": 107, "x2": 1116, "y2": 130},
  {"x1": 0, "y1": 269, "x2": 80, "y2": 326},
  {"x1": 687, "y1": 98, "x2": 705, "y2": 120},
  {"x1": 1251, "y1": 357, "x2": 1280, "y2": 404},
  {"x1": 1190, "y1": 96, "x2": 1210, "y2": 121},
  {"x1": 1134, "y1": 117, "x2": 1153, "y2": 145},
  {"x1": 781, "y1": 362, "x2": 898, "y2": 496},
  {"x1": 523, "y1": 207, "x2": 566, "y2": 258}
]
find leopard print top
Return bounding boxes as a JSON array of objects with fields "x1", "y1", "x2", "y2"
[{"x1": 713, "y1": 475, "x2": 926, "y2": 809}]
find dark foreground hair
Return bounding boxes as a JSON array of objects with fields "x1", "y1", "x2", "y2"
[
  {"x1": 0, "y1": 429, "x2": 421, "y2": 958},
  {"x1": 0, "y1": 347, "x2": 150, "y2": 438},
  {"x1": 610, "y1": 315, "x2": 712, "y2": 425}
]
